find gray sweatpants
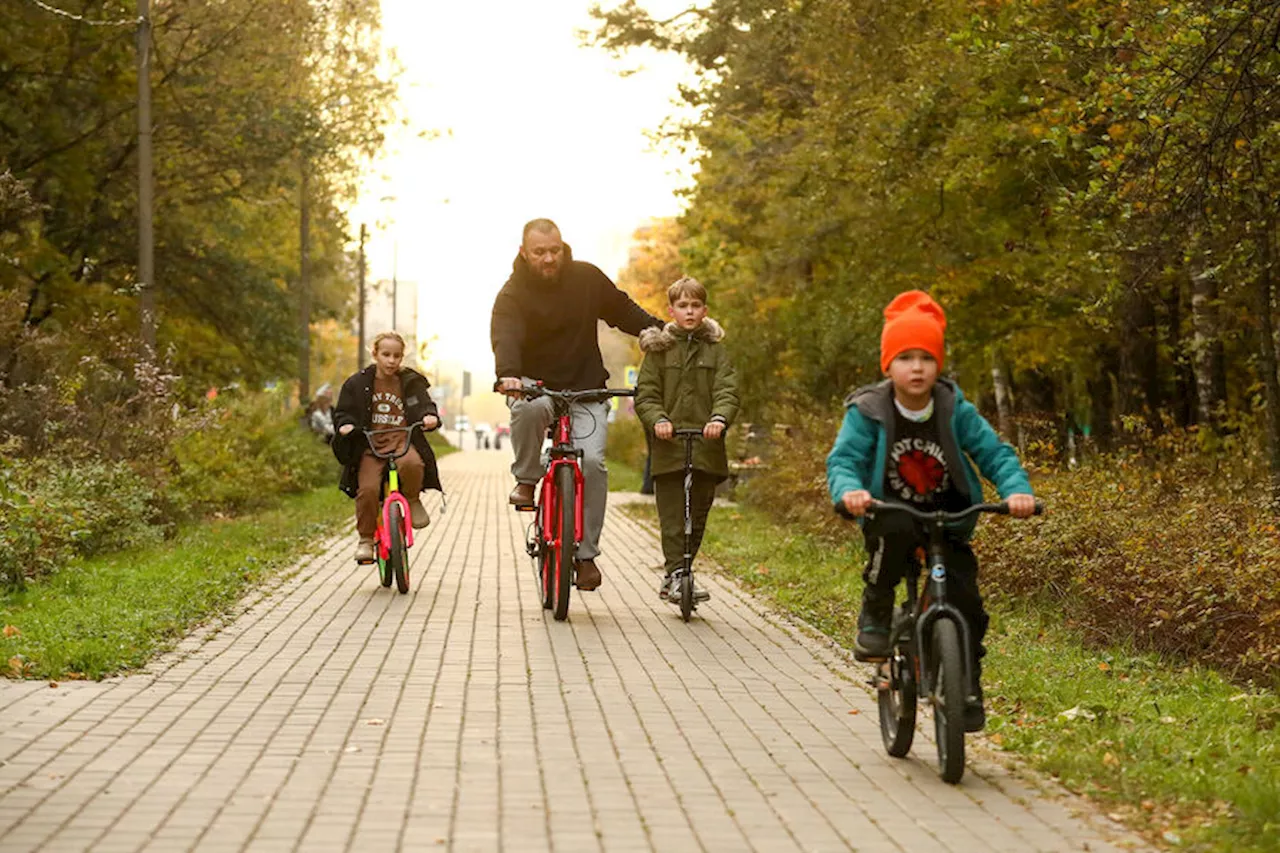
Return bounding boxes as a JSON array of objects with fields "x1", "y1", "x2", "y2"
[{"x1": 508, "y1": 394, "x2": 610, "y2": 561}]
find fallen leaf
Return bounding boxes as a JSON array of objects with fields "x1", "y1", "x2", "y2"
[
  {"x1": 1159, "y1": 716, "x2": 1177, "y2": 724},
  {"x1": 1098, "y1": 661, "x2": 1111, "y2": 672},
  {"x1": 365, "y1": 719, "x2": 385, "y2": 727},
  {"x1": 1103, "y1": 752, "x2": 1119, "y2": 767},
  {"x1": 2, "y1": 625, "x2": 19, "y2": 638},
  {"x1": 990, "y1": 733, "x2": 1004, "y2": 747},
  {"x1": 847, "y1": 709, "x2": 860, "y2": 715},
  {"x1": 1059, "y1": 705, "x2": 1097, "y2": 722},
  {"x1": 48, "y1": 681, "x2": 57, "y2": 689}
]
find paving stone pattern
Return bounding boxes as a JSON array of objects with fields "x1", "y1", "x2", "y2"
[{"x1": 0, "y1": 451, "x2": 1150, "y2": 852}]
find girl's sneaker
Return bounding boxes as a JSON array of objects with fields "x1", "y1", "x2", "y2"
[{"x1": 355, "y1": 537, "x2": 375, "y2": 562}]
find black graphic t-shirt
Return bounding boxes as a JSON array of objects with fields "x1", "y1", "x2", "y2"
[{"x1": 886, "y1": 408, "x2": 964, "y2": 511}]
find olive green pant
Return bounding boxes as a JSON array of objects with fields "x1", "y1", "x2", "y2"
[{"x1": 653, "y1": 470, "x2": 719, "y2": 574}]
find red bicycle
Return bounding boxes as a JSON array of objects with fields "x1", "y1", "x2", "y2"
[{"x1": 514, "y1": 382, "x2": 635, "y2": 621}]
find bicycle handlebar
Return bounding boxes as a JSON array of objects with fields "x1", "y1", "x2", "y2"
[
  {"x1": 361, "y1": 423, "x2": 421, "y2": 460},
  {"x1": 866, "y1": 499, "x2": 1045, "y2": 523},
  {"x1": 673, "y1": 428, "x2": 708, "y2": 437},
  {"x1": 512, "y1": 381, "x2": 635, "y2": 404}
]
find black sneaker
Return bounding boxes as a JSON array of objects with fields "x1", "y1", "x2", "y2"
[
  {"x1": 854, "y1": 626, "x2": 890, "y2": 660},
  {"x1": 853, "y1": 587, "x2": 894, "y2": 661}
]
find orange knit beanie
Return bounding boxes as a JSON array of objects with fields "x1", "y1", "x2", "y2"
[{"x1": 880, "y1": 290, "x2": 946, "y2": 373}]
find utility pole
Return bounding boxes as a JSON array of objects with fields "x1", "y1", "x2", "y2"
[
  {"x1": 137, "y1": 0, "x2": 155, "y2": 352},
  {"x1": 298, "y1": 165, "x2": 311, "y2": 404},
  {"x1": 357, "y1": 223, "x2": 367, "y2": 369}
]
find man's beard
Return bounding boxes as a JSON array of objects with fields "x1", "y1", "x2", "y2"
[{"x1": 530, "y1": 259, "x2": 563, "y2": 282}]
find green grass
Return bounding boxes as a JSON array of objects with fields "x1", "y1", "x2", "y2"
[
  {"x1": 608, "y1": 458, "x2": 645, "y2": 492},
  {"x1": 428, "y1": 430, "x2": 459, "y2": 457},
  {"x1": 0, "y1": 487, "x2": 351, "y2": 681},
  {"x1": 623, "y1": 502, "x2": 1280, "y2": 852}
]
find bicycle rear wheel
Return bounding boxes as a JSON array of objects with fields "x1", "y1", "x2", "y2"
[
  {"x1": 877, "y1": 644, "x2": 917, "y2": 757},
  {"x1": 537, "y1": 499, "x2": 554, "y2": 610},
  {"x1": 552, "y1": 464, "x2": 576, "y2": 621},
  {"x1": 389, "y1": 503, "x2": 410, "y2": 594},
  {"x1": 931, "y1": 618, "x2": 966, "y2": 783},
  {"x1": 679, "y1": 571, "x2": 694, "y2": 622}
]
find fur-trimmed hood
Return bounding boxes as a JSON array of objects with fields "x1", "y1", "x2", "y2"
[{"x1": 638, "y1": 318, "x2": 725, "y2": 352}]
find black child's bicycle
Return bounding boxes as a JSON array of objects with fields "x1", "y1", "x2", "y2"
[
  {"x1": 862, "y1": 498, "x2": 1042, "y2": 784},
  {"x1": 670, "y1": 428, "x2": 716, "y2": 622}
]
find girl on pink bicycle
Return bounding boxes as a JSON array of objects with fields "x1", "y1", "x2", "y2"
[{"x1": 332, "y1": 331, "x2": 444, "y2": 562}]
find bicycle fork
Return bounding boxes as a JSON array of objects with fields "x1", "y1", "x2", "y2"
[{"x1": 914, "y1": 545, "x2": 978, "y2": 704}]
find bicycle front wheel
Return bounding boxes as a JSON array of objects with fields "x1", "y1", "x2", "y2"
[
  {"x1": 389, "y1": 503, "x2": 410, "y2": 594},
  {"x1": 552, "y1": 465, "x2": 576, "y2": 622},
  {"x1": 376, "y1": 525, "x2": 393, "y2": 588},
  {"x1": 931, "y1": 618, "x2": 966, "y2": 784}
]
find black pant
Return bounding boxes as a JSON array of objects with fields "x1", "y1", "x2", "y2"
[
  {"x1": 653, "y1": 470, "x2": 718, "y2": 574},
  {"x1": 861, "y1": 512, "x2": 988, "y2": 662}
]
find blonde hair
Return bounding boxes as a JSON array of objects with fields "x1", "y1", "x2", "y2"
[
  {"x1": 370, "y1": 330, "x2": 406, "y2": 356},
  {"x1": 667, "y1": 276, "x2": 707, "y2": 304}
]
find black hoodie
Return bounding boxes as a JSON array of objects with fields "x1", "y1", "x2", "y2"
[{"x1": 490, "y1": 245, "x2": 661, "y2": 390}]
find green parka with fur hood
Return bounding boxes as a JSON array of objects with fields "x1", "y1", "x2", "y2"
[{"x1": 635, "y1": 318, "x2": 740, "y2": 479}]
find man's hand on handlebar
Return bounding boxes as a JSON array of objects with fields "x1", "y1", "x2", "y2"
[
  {"x1": 654, "y1": 420, "x2": 673, "y2": 441},
  {"x1": 703, "y1": 421, "x2": 725, "y2": 440},
  {"x1": 1006, "y1": 493, "x2": 1036, "y2": 518},
  {"x1": 422, "y1": 414, "x2": 439, "y2": 431},
  {"x1": 841, "y1": 489, "x2": 873, "y2": 517},
  {"x1": 339, "y1": 423, "x2": 355, "y2": 436},
  {"x1": 497, "y1": 377, "x2": 523, "y2": 396}
]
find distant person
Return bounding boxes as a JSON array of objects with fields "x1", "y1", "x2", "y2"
[
  {"x1": 332, "y1": 331, "x2": 444, "y2": 563},
  {"x1": 826, "y1": 290, "x2": 1036, "y2": 731},
  {"x1": 491, "y1": 218, "x2": 662, "y2": 591},
  {"x1": 307, "y1": 384, "x2": 335, "y2": 443},
  {"x1": 635, "y1": 277, "x2": 739, "y2": 603}
]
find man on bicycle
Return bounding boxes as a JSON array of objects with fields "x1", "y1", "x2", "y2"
[{"x1": 491, "y1": 218, "x2": 662, "y2": 591}]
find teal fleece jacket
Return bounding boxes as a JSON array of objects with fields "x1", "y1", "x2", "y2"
[{"x1": 825, "y1": 378, "x2": 1032, "y2": 539}]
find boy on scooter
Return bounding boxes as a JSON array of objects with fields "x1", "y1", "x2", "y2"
[{"x1": 636, "y1": 277, "x2": 740, "y2": 603}]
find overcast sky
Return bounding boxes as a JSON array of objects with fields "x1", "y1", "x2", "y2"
[{"x1": 349, "y1": 0, "x2": 698, "y2": 379}]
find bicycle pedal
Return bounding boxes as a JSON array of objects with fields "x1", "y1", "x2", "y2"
[
  {"x1": 356, "y1": 558, "x2": 375, "y2": 566},
  {"x1": 513, "y1": 504, "x2": 536, "y2": 513}
]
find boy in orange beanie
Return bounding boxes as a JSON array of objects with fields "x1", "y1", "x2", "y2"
[{"x1": 826, "y1": 290, "x2": 1036, "y2": 731}]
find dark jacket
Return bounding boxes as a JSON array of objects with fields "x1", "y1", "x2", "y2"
[
  {"x1": 635, "y1": 319, "x2": 740, "y2": 479},
  {"x1": 826, "y1": 378, "x2": 1031, "y2": 539},
  {"x1": 331, "y1": 365, "x2": 443, "y2": 498},
  {"x1": 490, "y1": 244, "x2": 661, "y2": 390}
]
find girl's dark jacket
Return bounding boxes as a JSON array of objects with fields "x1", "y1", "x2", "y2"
[{"x1": 331, "y1": 365, "x2": 443, "y2": 498}]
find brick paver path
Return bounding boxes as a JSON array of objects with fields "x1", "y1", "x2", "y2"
[{"x1": 0, "y1": 450, "x2": 1148, "y2": 852}]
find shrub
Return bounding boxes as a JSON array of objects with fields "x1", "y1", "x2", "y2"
[
  {"x1": 732, "y1": 402, "x2": 1280, "y2": 683},
  {"x1": 606, "y1": 413, "x2": 649, "y2": 472},
  {"x1": 166, "y1": 390, "x2": 338, "y2": 517}
]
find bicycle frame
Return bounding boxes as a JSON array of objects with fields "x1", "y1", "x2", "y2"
[
  {"x1": 893, "y1": 533, "x2": 978, "y2": 702},
  {"x1": 363, "y1": 425, "x2": 420, "y2": 558},
  {"x1": 540, "y1": 406, "x2": 586, "y2": 558}
]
